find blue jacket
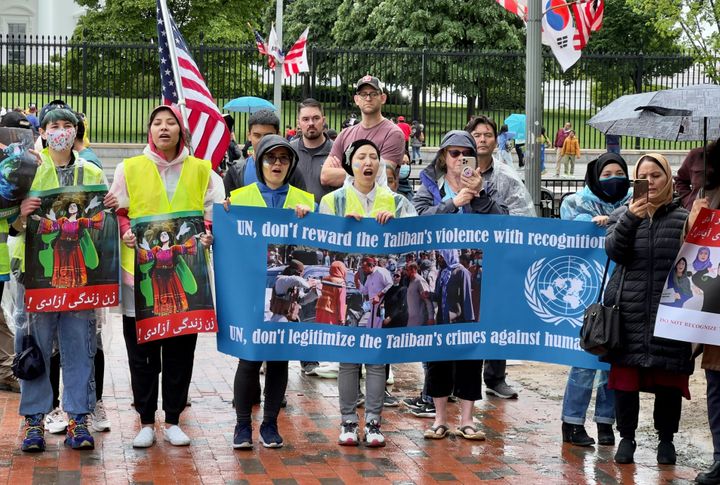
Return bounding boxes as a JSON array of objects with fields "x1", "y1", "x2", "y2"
[{"x1": 560, "y1": 186, "x2": 632, "y2": 221}]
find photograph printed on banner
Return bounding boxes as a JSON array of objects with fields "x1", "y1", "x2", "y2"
[
  {"x1": 24, "y1": 186, "x2": 119, "y2": 312},
  {"x1": 132, "y1": 212, "x2": 216, "y2": 342},
  {"x1": 660, "y1": 244, "x2": 720, "y2": 313},
  {"x1": 265, "y1": 245, "x2": 483, "y2": 327},
  {"x1": 0, "y1": 128, "x2": 40, "y2": 219}
]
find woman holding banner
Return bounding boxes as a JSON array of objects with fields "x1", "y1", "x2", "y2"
[
  {"x1": 15, "y1": 104, "x2": 115, "y2": 453},
  {"x1": 319, "y1": 139, "x2": 415, "y2": 448},
  {"x1": 110, "y1": 105, "x2": 222, "y2": 448},
  {"x1": 686, "y1": 166, "x2": 720, "y2": 484},
  {"x1": 559, "y1": 152, "x2": 631, "y2": 447},
  {"x1": 603, "y1": 153, "x2": 691, "y2": 466},
  {"x1": 226, "y1": 134, "x2": 314, "y2": 450},
  {"x1": 412, "y1": 130, "x2": 505, "y2": 441}
]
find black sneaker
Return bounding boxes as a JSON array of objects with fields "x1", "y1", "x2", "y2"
[
  {"x1": 259, "y1": 421, "x2": 283, "y2": 448},
  {"x1": 402, "y1": 396, "x2": 424, "y2": 411},
  {"x1": 410, "y1": 402, "x2": 436, "y2": 418},
  {"x1": 383, "y1": 390, "x2": 399, "y2": 407}
]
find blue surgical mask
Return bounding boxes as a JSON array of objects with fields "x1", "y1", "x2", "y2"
[
  {"x1": 599, "y1": 175, "x2": 630, "y2": 202},
  {"x1": 399, "y1": 164, "x2": 411, "y2": 179}
]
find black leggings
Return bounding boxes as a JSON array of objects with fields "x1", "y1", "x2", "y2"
[
  {"x1": 122, "y1": 315, "x2": 197, "y2": 425},
  {"x1": 614, "y1": 387, "x2": 682, "y2": 440},
  {"x1": 234, "y1": 359, "x2": 287, "y2": 424}
]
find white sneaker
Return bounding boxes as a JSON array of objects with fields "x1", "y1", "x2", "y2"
[
  {"x1": 338, "y1": 421, "x2": 359, "y2": 446},
  {"x1": 163, "y1": 425, "x2": 191, "y2": 446},
  {"x1": 90, "y1": 399, "x2": 111, "y2": 432},
  {"x1": 132, "y1": 426, "x2": 156, "y2": 448},
  {"x1": 364, "y1": 420, "x2": 386, "y2": 447},
  {"x1": 386, "y1": 367, "x2": 394, "y2": 385},
  {"x1": 315, "y1": 363, "x2": 339, "y2": 379},
  {"x1": 44, "y1": 407, "x2": 68, "y2": 434}
]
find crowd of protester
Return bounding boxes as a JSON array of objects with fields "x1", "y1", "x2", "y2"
[{"x1": 3, "y1": 74, "x2": 720, "y2": 484}]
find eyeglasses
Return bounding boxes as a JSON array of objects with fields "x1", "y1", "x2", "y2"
[
  {"x1": 447, "y1": 149, "x2": 474, "y2": 158},
  {"x1": 356, "y1": 91, "x2": 381, "y2": 100},
  {"x1": 262, "y1": 155, "x2": 292, "y2": 166},
  {"x1": 393, "y1": 274, "x2": 401, "y2": 279}
]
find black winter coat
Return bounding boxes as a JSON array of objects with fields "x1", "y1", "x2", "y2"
[{"x1": 601, "y1": 201, "x2": 694, "y2": 374}]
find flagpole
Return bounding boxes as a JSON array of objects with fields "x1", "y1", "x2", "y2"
[
  {"x1": 273, "y1": 0, "x2": 284, "y2": 118},
  {"x1": 526, "y1": 0, "x2": 543, "y2": 214},
  {"x1": 158, "y1": 0, "x2": 192, "y2": 149}
]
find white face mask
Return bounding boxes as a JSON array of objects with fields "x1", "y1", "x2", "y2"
[{"x1": 45, "y1": 127, "x2": 76, "y2": 152}]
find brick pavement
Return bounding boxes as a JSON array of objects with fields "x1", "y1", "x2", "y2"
[{"x1": 0, "y1": 312, "x2": 705, "y2": 484}]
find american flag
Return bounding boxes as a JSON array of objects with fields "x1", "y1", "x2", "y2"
[
  {"x1": 283, "y1": 28, "x2": 310, "y2": 78},
  {"x1": 156, "y1": 1, "x2": 229, "y2": 169},
  {"x1": 572, "y1": 0, "x2": 604, "y2": 49},
  {"x1": 253, "y1": 29, "x2": 276, "y2": 69}
]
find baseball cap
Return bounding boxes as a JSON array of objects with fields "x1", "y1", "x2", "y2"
[
  {"x1": 356, "y1": 75, "x2": 383, "y2": 93},
  {"x1": 0, "y1": 111, "x2": 32, "y2": 129},
  {"x1": 39, "y1": 99, "x2": 73, "y2": 127}
]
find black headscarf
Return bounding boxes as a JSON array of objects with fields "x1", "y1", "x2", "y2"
[
  {"x1": 585, "y1": 152, "x2": 629, "y2": 203},
  {"x1": 342, "y1": 139, "x2": 380, "y2": 176}
]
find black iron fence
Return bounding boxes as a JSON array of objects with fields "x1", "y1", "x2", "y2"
[{"x1": 0, "y1": 35, "x2": 710, "y2": 149}]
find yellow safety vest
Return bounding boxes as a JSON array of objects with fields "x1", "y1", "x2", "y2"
[
  {"x1": 229, "y1": 183, "x2": 315, "y2": 210},
  {"x1": 0, "y1": 219, "x2": 9, "y2": 281},
  {"x1": 12, "y1": 149, "x2": 106, "y2": 271},
  {"x1": 320, "y1": 185, "x2": 398, "y2": 217},
  {"x1": 120, "y1": 154, "x2": 211, "y2": 276}
]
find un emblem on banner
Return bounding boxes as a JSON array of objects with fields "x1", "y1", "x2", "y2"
[{"x1": 524, "y1": 256, "x2": 604, "y2": 328}]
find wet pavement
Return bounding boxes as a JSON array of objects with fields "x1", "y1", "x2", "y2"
[{"x1": 0, "y1": 312, "x2": 706, "y2": 484}]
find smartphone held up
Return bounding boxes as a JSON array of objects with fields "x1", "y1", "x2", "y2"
[{"x1": 633, "y1": 179, "x2": 649, "y2": 203}]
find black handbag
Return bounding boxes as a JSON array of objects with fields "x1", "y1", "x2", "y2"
[
  {"x1": 12, "y1": 325, "x2": 45, "y2": 381},
  {"x1": 580, "y1": 258, "x2": 625, "y2": 356}
]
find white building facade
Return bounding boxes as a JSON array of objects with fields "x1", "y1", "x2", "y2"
[{"x1": 1, "y1": 0, "x2": 86, "y2": 63}]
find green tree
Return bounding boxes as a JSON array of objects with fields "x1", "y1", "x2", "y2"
[
  {"x1": 626, "y1": 0, "x2": 720, "y2": 82},
  {"x1": 73, "y1": 0, "x2": 263, "y2": 43}
]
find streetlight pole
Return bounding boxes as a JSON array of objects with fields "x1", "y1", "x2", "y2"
[{"x1": 526, "y1": 0, "x2": 544, "y2": 215}]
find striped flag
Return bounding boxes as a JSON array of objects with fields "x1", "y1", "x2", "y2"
[
  {"x1": 253, "y1": 30, "x2": 268, "y2": 56},
  {"x1": 156, "y1": 1, "x2": 229, "y2": 169},
  {"x1": 496, "y1": 0, "x2": 527, "y2": 18},
  {"x1": 254, "y1": 29, "x2": 277, "y2": 69},
  {"x1": 267, "y1": 25, "x2": 284, "y2": 69},
  {"x1": 571, "y1": 0, "x2": 604, "y2": 49},
  {"x1": 283, "y1": 28, "x2": 310, "y2": 78}
]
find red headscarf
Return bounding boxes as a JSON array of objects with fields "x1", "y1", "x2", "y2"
[{"x1": 147, "y1": 105, "x2": 187, "y2": 160}]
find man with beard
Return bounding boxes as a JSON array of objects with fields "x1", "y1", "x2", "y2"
[{"x1": 290, "y1": 99, "x2": 334, "y2": 204}]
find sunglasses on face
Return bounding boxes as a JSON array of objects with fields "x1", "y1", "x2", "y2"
[
  {"x1": 447, "y1": 149, "x2": 474, "y2": 158},
  {"x1": 262, "y1": 155, "x2": 292, "y2": 166}
]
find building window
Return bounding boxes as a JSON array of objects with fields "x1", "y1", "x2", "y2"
[{"x1": 8, "y1": 23, "x2": 27, "y2": 64}]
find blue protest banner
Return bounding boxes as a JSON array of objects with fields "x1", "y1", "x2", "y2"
[{"x1": 213, "y1": 205, "x2": 609, "y2": 369}]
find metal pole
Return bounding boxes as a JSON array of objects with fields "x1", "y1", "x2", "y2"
[
  {"x1": 273, "y1": 0, "x2": 283, "y2": 119},
  {"x1": 526, "y1": 0, "x2": 543, "y2": 215},
  {"x1": 158, "y1": 0, "x2": 191, "y2": 152}
]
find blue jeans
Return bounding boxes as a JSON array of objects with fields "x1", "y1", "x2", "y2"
[
  {"x1": 15, "y1": 283, "x2": 97, "y2": 416},
  {"x1": 561, "y1": 367, "x2": 614, "y2": 425},
  {"x1": 411, "y1": 146, "x2": 422, "y2": 162}
]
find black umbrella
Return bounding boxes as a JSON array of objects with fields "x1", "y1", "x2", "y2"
[{"x1": 588, "y1": 84, "x2": 720, "y2": 191}]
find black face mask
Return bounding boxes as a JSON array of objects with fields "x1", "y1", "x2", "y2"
[{"x1": 599, "y1": 176, "x2": 630, "y2": 202}]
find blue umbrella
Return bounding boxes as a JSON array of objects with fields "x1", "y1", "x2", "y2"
[
  {"x1": 504, "y1": 113, "x2": 526, "y2": 144},
  {"x1": 223, "y1": 96, "x2": 276, "y2": 113}
]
